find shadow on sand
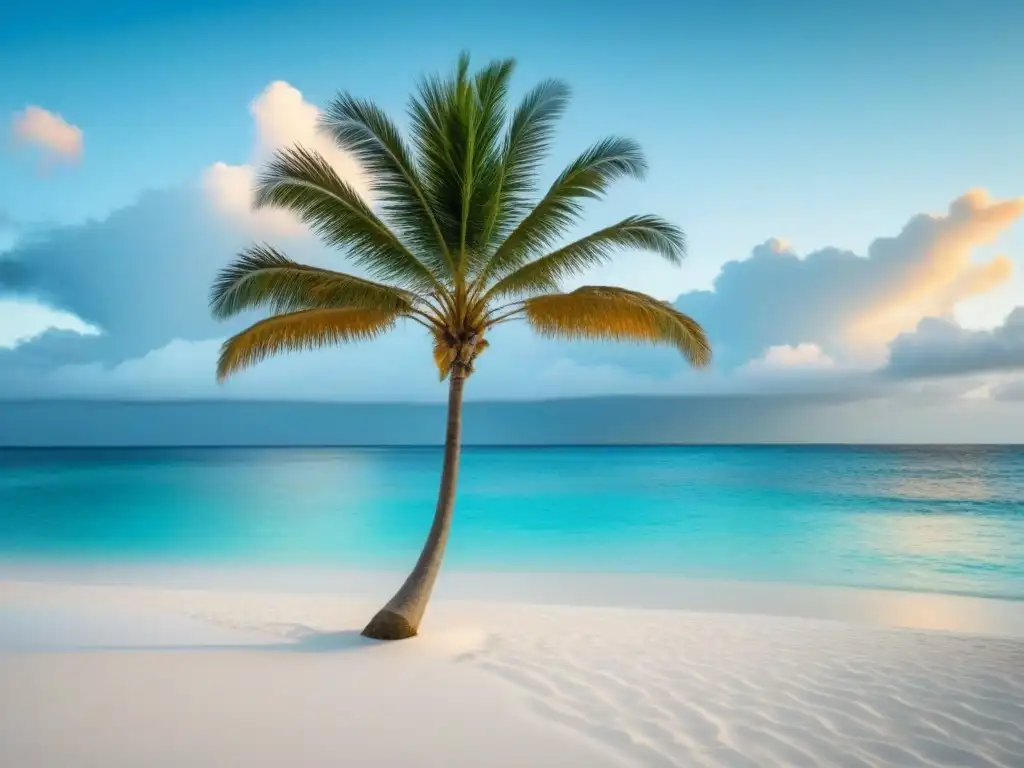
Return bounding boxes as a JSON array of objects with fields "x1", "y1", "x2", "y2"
[{"x1": 5, "y1": 625, "x2": 389, "y2": 654}]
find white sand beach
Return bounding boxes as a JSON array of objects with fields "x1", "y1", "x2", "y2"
[{"x1": 1, "y1": 570, "x2": 1023, "y2": 767}]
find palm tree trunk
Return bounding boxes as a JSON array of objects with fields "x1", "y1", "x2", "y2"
[{"x1": 361, "y1": 368, "x2": 467, "y2": 640}]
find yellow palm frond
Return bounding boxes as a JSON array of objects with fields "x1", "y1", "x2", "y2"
[
  {"x1": 217, "y1": 308, "x2": 399, "y2": 382},
  {"x1": 521, "y1": 286, "x2": 711, "y2": 367},
  {"x1": 430, "y1": 330, "x2": 491, "y2": 380},
  {"x1": 431, "y1": 328, "x2": 456, "y2": 381}
]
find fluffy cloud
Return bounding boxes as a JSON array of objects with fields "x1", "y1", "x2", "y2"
[
  {"x1": 10, "y1": 106, "x2": 84, "y2": 168},
  {"x1": 201, "y1": 81, "x2": 368, "y2": 235},
  {"x1": 884, "y1": 307, "x2": 1024, "y2": 378},
  {"x1": 671, "y1": 191, "x2": 1020, "y2": 370},
  {"x1": 0, "y1": 187, "x2": 245, "y2": 365}
]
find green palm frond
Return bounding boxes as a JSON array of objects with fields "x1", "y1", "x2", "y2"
[
  {"x1": 519, "y1": 286, "x2": 711, "y2": 367},
  {"x1": 485, "y1": 215, "x2": 685, "y2": 300},
  {"x1": 476, "y1": 137, "x2": 647, "y2": 287},
  {"x1": 318, "y1": 94, "x2": 453, "y2": 279},
  {"x1": 408, "y1": 54, "x2": 518, "y2": 274},
  {"x1": 459, "y1": 57, "x2": 515, "y2": 271},
  {"x1": 407, "y1": 59, "x2": 470, "y2": 266},
  {"x1": 217, "y1": 307, "x2": 399, "y2": 381},
  {"x1": 478, "y1": 79, "x2": 571, "y2": 254},
  {"x1": 254, "y1": 146, "x2": 442, "y2": 292},
  {"x1": 210, "y1": 244, "x2": 418, "y2": 319}
]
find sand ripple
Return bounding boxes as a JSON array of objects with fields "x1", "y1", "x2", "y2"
[
  {"x1": 4, "y1": 580, "x2": 1021, "y2": 767},
  {"x1": 464, "y1": 607, "x2": 1024, "y2": 768}
]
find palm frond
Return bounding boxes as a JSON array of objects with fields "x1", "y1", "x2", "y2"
[
  {"x1": 431, "y1": 327, "x2": 456, "y2": 381},
  {"x1": 519, "y1": 286, "x2": 711, "y2": 367},
  {"x1": 460, "y1": 57, "x2": 515, "y2": 271},
  {"x1": 472, "y1": 59, "x2": 514, "y2": 157},
  {"x1": 254, "y1": 146, "x2": 442, "y2": 292},
  {"x1": 408, "y1": 62, "x2": 469, "y2": 264},
  {"x1": 318, "y1": 94, "x2": 454, "y2": 279},
  {"x1": 407, "y1": 54, "x2": 517, "y2": 273},
  {"x1": 217, "y1": 307, "x2": 399, "y2": 381},
  {"x1": 477, "y1": 137, "x2": 647, "y2": 287},
  {"x1": 210, "y1": 244, "x2": 418, "y2": 319},
  {"x1": 485, "y1": 215, "x2": 685, "y2": 300},
  {"x1": 477, "y1": 79, "x2": 570, "y2": 254}
]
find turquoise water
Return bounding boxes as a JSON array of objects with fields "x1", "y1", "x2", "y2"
[{"x1": 1, "y1": 446, "x2": 1022, "y2": 600}]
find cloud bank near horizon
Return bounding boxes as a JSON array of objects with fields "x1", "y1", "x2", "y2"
[{"x1": 1, "y1": 81, "x2": 1023, "y2": 411}]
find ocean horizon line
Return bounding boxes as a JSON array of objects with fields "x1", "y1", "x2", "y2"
[{"x1": 0, "y1": 393, "x2": 859, "y2": 405}]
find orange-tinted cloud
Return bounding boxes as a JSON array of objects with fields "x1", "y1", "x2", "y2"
[
  {"x1": 11, "y1": 106, "x2": 84, "y2": 168},
  {"x1": 670, "y1": 189, "x2": 1022, "y2": 371},
  {"x1": 849, "y1": 190, "x2": 1021, "y2": 345}
]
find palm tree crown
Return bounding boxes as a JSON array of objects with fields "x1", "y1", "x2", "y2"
[{"x1": 210, "y1": 53, "x2": 711, "y2": 383}]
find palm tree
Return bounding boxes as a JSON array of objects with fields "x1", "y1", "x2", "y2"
[{"x1": 209, "y1": 54, "x2": 711, "y2": 640}]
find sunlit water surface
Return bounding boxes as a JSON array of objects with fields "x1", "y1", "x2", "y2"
[{"x1": 1, "y1": 446, "x2": 1022, "y2": 600}]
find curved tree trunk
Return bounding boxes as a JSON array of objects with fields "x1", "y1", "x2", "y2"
[{"x1": 361, "y1": 368, "x2": 467, "y2": 640}]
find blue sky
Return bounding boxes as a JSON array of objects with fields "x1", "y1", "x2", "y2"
[
  {"x1": 1, "y1": 0, "x2": 1023, "y2": 439},
  {"x1": 5, "y1": 0, "x2": 1023, "y2": 262}
]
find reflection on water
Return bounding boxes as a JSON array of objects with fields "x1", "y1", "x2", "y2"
[
  {"x1": 890, "y1": 473, "x2": 993, "y2": 502},
  {"x1": 852, "y1": 513, "x2": 1015, "y2": 563}
]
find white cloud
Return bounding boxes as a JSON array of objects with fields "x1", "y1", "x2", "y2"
[
  {"x1": 202, "y1": 81, "x2": 368, "y2": 236},
  {"x1": 0, "y1": 298, "x2": 99, "y2": 349},
  {"x1": 11, "y1": 106, "x2": 84, "y2": 168},
  {"x1": 741, "y1": 343, "x2": 836, "y2": 373}
]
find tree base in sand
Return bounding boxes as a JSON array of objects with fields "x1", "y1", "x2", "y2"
[{"x1": 361, "y1": 609, "x2": 418, "y2": 640}]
